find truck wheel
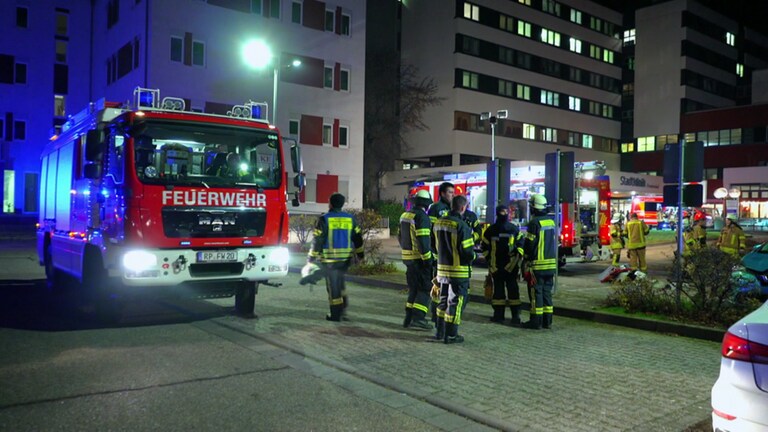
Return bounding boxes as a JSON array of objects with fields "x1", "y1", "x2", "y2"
[
  {"x1": 82, "y1": 252, "x2": 123, "y2": 325},
  {"x1": 235, "y1": 282, "x2": 257, "y2": 318},
  {"x1": 44, "y1": 245, "x2": 67, "y2": 294}
]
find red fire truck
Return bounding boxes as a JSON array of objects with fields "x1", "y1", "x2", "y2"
[{"x1": 37, "y1": 87, "x2": 303, "y2": 319}]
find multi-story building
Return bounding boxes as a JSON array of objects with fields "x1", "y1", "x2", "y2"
[
  {"x1": 619, "y1": 0, "x2": 768, "y2": 217},
  {"x1": 384, "y1": 0, "x2": 624, "y2": 196},
  {"x1": 1, "y1": 0, "x2": 366, "y2": 215}
]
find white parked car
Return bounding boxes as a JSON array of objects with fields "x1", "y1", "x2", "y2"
[{"x1": 711, "y1": 300, "x2": 768, "y2": 431}]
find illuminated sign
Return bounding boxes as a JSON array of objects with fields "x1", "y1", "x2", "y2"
[{"x1": 162, "y1": 190, "x2": 267, "y2": 207}]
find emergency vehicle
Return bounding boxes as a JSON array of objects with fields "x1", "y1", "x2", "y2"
[
  {"x1": 37, "y1": 87, "x2": 303, "y2": 319},
  {"x1": 630, "y1": 195, "x2": 664, "y2": 228}
]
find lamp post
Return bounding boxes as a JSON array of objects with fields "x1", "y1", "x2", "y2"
[
  {"x1": 242, "y1": 40, "x2": 301, "y2": 125},
  {"x1": 480, "y1": 110, "x2": 508, "y2": 222}
]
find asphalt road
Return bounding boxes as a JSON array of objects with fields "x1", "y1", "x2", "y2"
[{"x1": 0, "y1": 239, "x2": 724, "y2": 431}]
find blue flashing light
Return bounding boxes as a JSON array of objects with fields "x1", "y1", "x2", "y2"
[
  {"x1": 83, "y1": 190, "x2": 91, "y2": 196},
  {"x1": 243, "y1": 239, "x2": 253, "y2": 245},
  {"x1": 180, "y1": 241, "x2": 191, "y2": 246},
  {"x1": 139, "y1": 91, "x2": 155, "y2": 107},
  {"x1": 251, "y1": 105, "x2": 262, "y2": 119},
  {"x1": 101, "y1": 189, "x2": 109, "y2": 198}
]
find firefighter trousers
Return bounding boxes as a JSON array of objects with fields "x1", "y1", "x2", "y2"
[
  {"x1": 628, "y1": 247, "x2": 647, "y2": 272},
  {"x1": 404, "y1": 261, "x2": 432, "y2": 324},
  {"x1": 491, "y1": 268, "x2": 521, "y2": 320},
  {"x1": 435, "y1": 278, "x2": 469, "y2": 339},
  {"x1": 611, "y1": 248, "x2": 622, "y2": 266},
  {"x1": 325, "y1": 267, "x2": 348, "y2": 320},
  {"x1": 529, "y1": 272, "x2": 554, "y2": 329}
]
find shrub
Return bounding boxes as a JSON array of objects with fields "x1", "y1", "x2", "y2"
[
  {"x1": 348, "y1": 208, "x2": 386, "y2": 266},
  {"x1": 289, "y1": 214, "x2": 316, "y2": 251},
  {"x1": 370, "y1": 200, "x2": 406, "y2": 236},
  {"x1": 604, "y1": 278, "x2": 677, "y2": 316}
]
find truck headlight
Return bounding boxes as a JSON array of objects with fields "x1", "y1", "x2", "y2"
[
  {"x1": 269, "y1": 247, "x2": 290, "y2": 267},
  {"x1": 123, "y1": 250, "x2": 157, "y2": 272}
]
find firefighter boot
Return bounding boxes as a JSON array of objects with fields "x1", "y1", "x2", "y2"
[
  {"x1": 443, "y1": 323, "x2": 464, "y2": 344},
  {"x1": 403, "y1": 308, "x2": 413, "y2": 328},
  {"x1": 522, "y1": 315, "x2": 542, "y2": 330},
  {"x1": 543, "y1": 313, "x2": 553, "y2": 329},
  {"x1": 433, "y1": 317, "x2": 445, "y2": 341},
  {"x1": 490, "y1": 306, "x2": 505, "y2": 323},
  {"x1": 509, "y1": 306, "x2": 522, "y2": 326},
  {"x1": 326, "y1": 305, "x2": 343, "y2": 322}
]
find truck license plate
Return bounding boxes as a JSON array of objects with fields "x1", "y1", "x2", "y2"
[{"x1": 197, "y1": 251, "x2": 238, "y2": 263}]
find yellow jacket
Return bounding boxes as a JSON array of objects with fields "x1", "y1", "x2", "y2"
[
  {"x1": 623, "y1": 219, "x2": 650, "y2": 249},
  {"x1": 609, "y1": 224, "x2": 624, "y2": 250},
  {"x1": 718, "y1": 224, "x2": 746, "y2": 256}
]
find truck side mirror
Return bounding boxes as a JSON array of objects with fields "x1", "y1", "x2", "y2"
[
  {"x1": 85, "y1": 129, "x2": 104, "y2": 162},
  {"x1": 293, "y1": 173, "x2": 305, "y2": 190},
  {"x1": 290, "y1": 142, "x2": 302, "y2": 176},
  {"x1": 83, "y1": 162, "x2": 102, "y2": 179}
]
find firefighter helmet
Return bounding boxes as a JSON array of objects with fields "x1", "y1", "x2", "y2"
[
  {"x1": 726, "y1": 213, "x2": 738, "y2": 222},
  {"x1": 693, "y1": 212, "x2": 704, "y2": 222},
  {"x1": 413, "y1": 189, "x2": 432, "y2": 201},
  {"x1": 529, "y1": 194, "x2": 548, "y2": 210},
  {"x1": 299, "y1": 262, "x2": 325, "y2": 285}
]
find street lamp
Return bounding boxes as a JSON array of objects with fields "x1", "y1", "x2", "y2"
[
  {"x1": 242, "y1": 40, "x2": 301, "y2": 125},
  {"x1": 480, "y1": 110, "x2": 508, "y2": 222}
]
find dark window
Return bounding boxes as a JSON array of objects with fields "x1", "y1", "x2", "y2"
[
  {"x1": 291, "y1": 1, "x2": 301, "y2": 23},
  {"x1": 0, "y1": 118, "x2": 4, "y2": 140},
  {"x1": 117, "y1": 42, "x2": 133, "y2": 78},
  {"x1": 192, "y1": 41, "x2": 205, "y2": 66},
  {"x1": 0, "y1": 55, "x2": 13, "y2": 83},
  {"x1": 269, "y1": 0, "x2": 279, "y2": 18},
  {"x1": 341, "y1": 14, "x2": 350, "y2": 35},
  {"x1": 14, "y1": 121, "x2": 26, "y2": 140},
  {"x1": 107, "y1": 0, "x2": 120, "y2": 28},
  {"x1": 16, "y1": 7, "x2": 28, "y2": 28},
  {"x1": 14, "y1": 63, "x2": 27, "y2": 84},
  {"x1": 133, "y1": 38, "x2": 140, "y2": 69},
  {"x1": 251, "y1": 0, "x2": 262, "y2": 14},
  {"x1": 325, "y1": 10, "x2": 334, "y2": 31},
  {"x1": 170, "y1": 37, "x2": 183, "y2": 62},
  {"x1": 54, "y1": 64, "x2": 68, "y2": 94}
]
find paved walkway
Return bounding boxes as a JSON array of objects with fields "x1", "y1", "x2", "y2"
[{"x1": 212, "y1": 272, "x2": 720, "y2": 432}]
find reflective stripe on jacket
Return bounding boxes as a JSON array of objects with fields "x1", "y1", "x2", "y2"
[
  {"x1": 609, "y1": 224, "x2": 623, "y2": 250},
  {"x1": 434, "y1": 212, "x2": 475, "y2": 279},
  {"x1": 480, "y1": 221, "x2": 522, "y2": 273},
  {"x1": 524, "y1": 216, "x2": 558, "y2": 274},
  {"x1": 308, "y1": 210, "x2": 364, "y2": 264},
  {"x1": 399, "y1": 208, "x2": 433, "y2": 262},
  {"x1": 624, "y1": 219, "x2": 649, "y2": 249},
  {"x1": 719, "y1": 225, "x2": 745, "y2": 255}
]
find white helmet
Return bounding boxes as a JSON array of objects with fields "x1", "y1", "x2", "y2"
[
  {"x1": 413, "y1": 189, "x2": 432, "y2": 201},
  {"x1": 529, "y1": 194, "x2": 548, "y2": 210}
]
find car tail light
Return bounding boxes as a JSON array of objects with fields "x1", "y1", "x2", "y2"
[
  {"x1": 712, "y1": 408, "x2": 736, "y2": 421},
  {"x1": 722, "y1": 331, "x2": 768, "y2": 364}
]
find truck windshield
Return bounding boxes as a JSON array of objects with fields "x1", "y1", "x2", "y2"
[{"x1": 133, "y1": 119, "x2": 282, "y2": 188}]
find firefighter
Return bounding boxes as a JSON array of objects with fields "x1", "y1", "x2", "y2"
[
  {"x1": 623, "y1": 213, "x2": 651, "y2": 273},
  {"x1": 427, "y1": 182, "x2": 455, "y2": 322},
  {"x1": 609, "y1": 217, "x2": 624, "y2": 266},
  {"x1": 682, "y1": 219, "x2": 697, "y2": 257},
  {"x1": 399, "y1": 190, "x2": 434, "y2": 330},
  {"x1": 521, "y1": 194, "x2": 558, "y2": 330},
  {"x1": 481, "y1": 205, "x2": 524, "y2": 325},
  {"x1": 692, "y1": 213, "x2": 707, "y2": 248},
  {"x1": 463, "y1": 207, "x2": 483, "y2": 244},
  {"x1": 307, "y1": 193, "x2": 364, "y2": 322},
  {"x1": 433, "y1": 195, "x2": 475, "y2": 344},
  {"x1": 717, "y1": 214, "x2": 746, "y2": 257}
]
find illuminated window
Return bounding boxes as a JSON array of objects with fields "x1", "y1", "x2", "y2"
[
  {"x1": 726, "y1": 32, "x2": 735, "y2": 46},
  {"x1": 602, "y1": 105, "x2": 613, "y2": 118},
  {"x1": 603, "y1": 50, "x2": 614, "y2": 64},
  {"x1": 463, "y1": 2, "x2": 479, "y2": 21},
  {"x1": 540, "y1": 29, "x2": 561, "y2": 46},
  {"x1": 621, "y1": 142, "x2": 635, "y2": 153},
  {"x1": 517, "y1": 20, "x2": 531, "y2": 38},
  {"x1": 540, "y1": 90, "x2": 559, "y2": 106},
  {"x1": 590, "y1": 16, "x2": 602, "y2": 32},
  {"x1": 541, "y1": 127, "x2": 557, "y2": 142},
  {"x1": 523, "y1": 123, "x2": 535, "y2": 139},
  {"x1": 54, "y1": 95, "x2": 66, "y2": 117},
  {"x1": 568, "y1": 96, "x2": 581, "y2": 111},
  {"x1": 623, "y1": 29, "x2": 635, "y2": 46},
  {"x1": 736, "y1": 63, "x2": 744, "y2": 77},
  {"x1": 582, "y1": 134, "x2": 593, "y2": 149},
  {"x1": 462, "y1": 71, "x2": 479, "y2": 89},
  {"x1": 519, "y1": 0, "x2": 531, "y2": 5},
  {"x1": 569, "y1": 37, "x2": 582, "y2": 53},
  {"x1": 516, "y1": 84, "x2": 530, "y2": 100},
  {"x1": 570, "y1": 9, "x2": 581, "y2": 24},
  {"x1": 590, "y1": 45, "x2": 601, "y2": 60},
  {"x1": 637, "y1": 136, "x2": 656, "y2": 152}
]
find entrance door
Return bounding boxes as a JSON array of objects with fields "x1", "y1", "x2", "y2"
[{"x1": 3, "y1": 170, "x2": 14, "y2": 213}]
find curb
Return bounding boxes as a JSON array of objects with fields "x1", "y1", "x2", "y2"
[{"x1": 290, "y1": 266, "x2": 725, "y2": 343}]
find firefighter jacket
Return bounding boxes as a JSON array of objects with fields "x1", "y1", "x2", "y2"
[
  {"x1": 427, "y1": 199, "x2": 451, "y2": 225},
  {"x1": 434, "y1": 211, "x2": 476, "y2": 279},
  {"x1": 308, "y1": 210, "x2": 364, "y2": 267},
  {"x1": 718, "y1": 224, "x2": 746, "y2": 256},
  {"x1": 463, "y1": 209, "x2": 483, "y2": 243},
  {"x1": 399, "y1": 207, "x2": 433, "y2": 263},
  {"x1": 623, "y1": 219, "x2": 650, "y2": 249},
  {"x1": 481, "y1": 221, "x2": 523, "y2": 273},
  {"x1": 609, "y1": 224, "x2": 624, "y2": 250},
  {"x1": 692, "y1": 224, "x2": 707, "y2": 247},
  {"x1": 683, "y1": 228, "x2": 697, "y2": 256},
  {"x1": 524, "y1": 215, "x2": 558, "y2": 275}
]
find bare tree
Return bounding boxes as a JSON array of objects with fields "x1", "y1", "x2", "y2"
[{"x1": 363, "y1": 49, "x2": 444, "y2": 204}]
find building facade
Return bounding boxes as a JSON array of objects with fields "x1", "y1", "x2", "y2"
[
  {"x1": 1, "y1": 0, "x2": 366, "y2": 215},
  {"x1": 384, "y1": 0, "x2": 624, "y2": 197}
]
